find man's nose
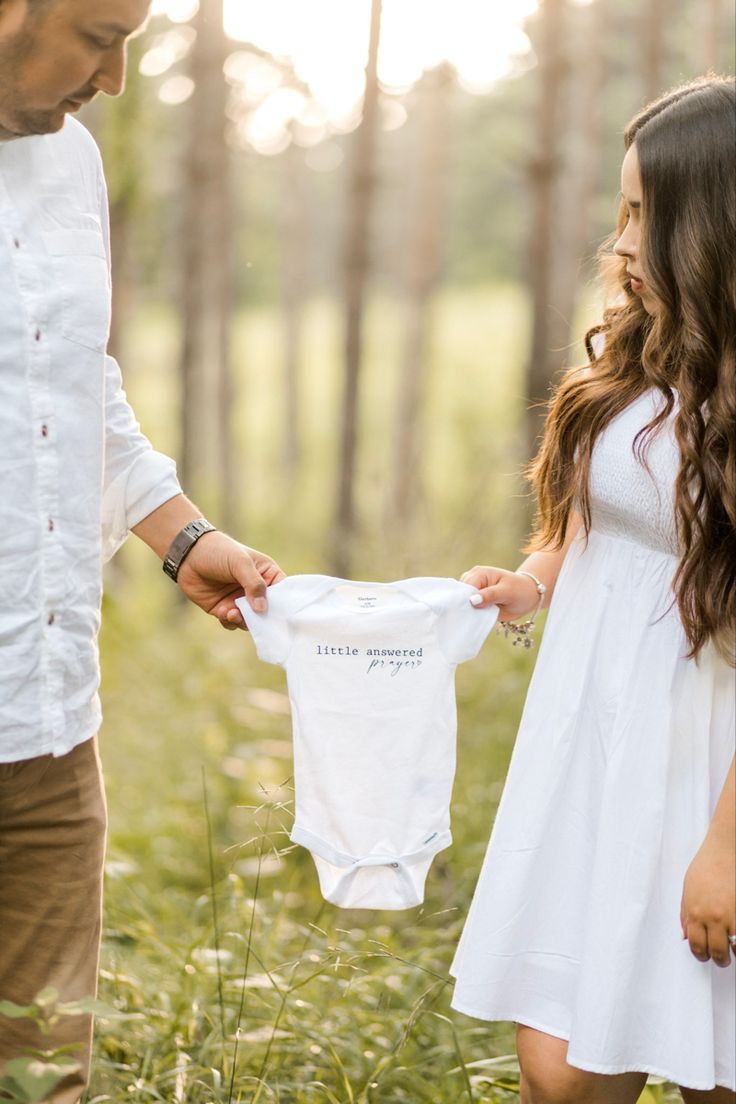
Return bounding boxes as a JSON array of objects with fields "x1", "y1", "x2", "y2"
[{"x1": 93, "y1": 43, "x2": 127, "y2": 98}]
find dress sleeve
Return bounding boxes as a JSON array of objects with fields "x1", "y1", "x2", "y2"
[
  {"x1": 96, "y1": 146, "x2": 181, "y2": 562},
  {"x1": 235, "y1": 581, "x2": 294, "y2": 667}
]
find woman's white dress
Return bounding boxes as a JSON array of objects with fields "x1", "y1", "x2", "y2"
[{"x1": 450, "y1": 390, "x2": 736, "y2": 1091}]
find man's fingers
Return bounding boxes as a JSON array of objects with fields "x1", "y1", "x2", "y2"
[
  {"x1": 234, "y1": 552, "x2": 268, "y2": 612},
  {"x1": 262, "y1": 560, "x2": 287, "y2": 585}
]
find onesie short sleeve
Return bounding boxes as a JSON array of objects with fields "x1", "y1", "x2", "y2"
[
  {"x1": 235, "y1": 580, "x2": 293, "y2": 666},
  {"x1": 436, "y1": 581, "x2": 499, "y2": 664},
  {"x1": 235, "y1": 575, "x2": 340, "y2": 667},
  {"x1": 399, "y1": 578, "x2": 498, "y2": 666}
]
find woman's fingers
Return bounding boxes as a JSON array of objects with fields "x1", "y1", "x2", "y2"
[
  {"x1": 708, "y1": 926, "x2": 732, "y2": 968},
  {"x1": 685, "y1": 919, "x2": 710, "y2": 962},
  {"x1": 470, "y1": 584, "x2": 503, "y2": 608},
  {"x1": 462, "y1": 565, "x2": 542, "y2": 619},
  {"x1": 461, "y1": 566, "x2": 500, "y2": 589},
  {"x1": 686, "y1": 917, "x2": 734, "y2": 968}
]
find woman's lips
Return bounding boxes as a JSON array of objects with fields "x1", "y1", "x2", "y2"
[{"x1": 630, "y1": 276, "x2": 644, "y2": 294}]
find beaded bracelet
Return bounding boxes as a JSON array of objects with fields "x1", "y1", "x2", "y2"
[{"x1": 496, "y1": 570, "x2": 547, "y2": 649}]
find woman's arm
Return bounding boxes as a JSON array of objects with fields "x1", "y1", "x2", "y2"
[
  {"x1": 461, "y1": 509, "x2": 584, "y2": 621},
  {"x1": 680, "y1": 755, "x2": 736, "y2": 967}
]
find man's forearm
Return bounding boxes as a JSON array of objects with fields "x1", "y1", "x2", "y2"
[{"x1": 131, "y1": 494, "x2": 206, "y2": 560}]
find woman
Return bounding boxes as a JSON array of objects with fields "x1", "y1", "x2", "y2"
[{"x1": 451, "y1": 77, "x2": 736, "y2": 1103}]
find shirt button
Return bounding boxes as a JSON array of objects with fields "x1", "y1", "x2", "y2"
[
  {"x1": 47, "y1": 613, "x2": 55, "y2": 626},
  {"x1": 48, "y1": 518, "x2": 54, "y2": 532},
  {"x1": 13, "y1": 238, "x2": 20, "y2": 249},
  {"x1": 35, "y1": 328, "x2": 42, "y2": 342},
  {"x1": 41, "y1": 424, "x2": 49, "y2": 438},
  {"x1": 389, "y1": 862, "x2": 399, "y2": 869}
]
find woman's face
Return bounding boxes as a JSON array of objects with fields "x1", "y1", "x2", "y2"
[{"x1": 613, "y1": 143, "x2": 658, "y2": 316}]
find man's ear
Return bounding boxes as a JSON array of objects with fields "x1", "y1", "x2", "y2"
[{"x1": 0, "y1": 0, "x2": 28, "y2": 38}]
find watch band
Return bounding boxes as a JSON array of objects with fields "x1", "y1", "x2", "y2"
[{"x1": 162, "y1": 518, "x2": 217, "y2": 582}]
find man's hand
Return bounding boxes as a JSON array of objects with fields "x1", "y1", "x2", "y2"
[
  {"x1": 131, "y1": 494, "x2": 285, "y2": 629},
  {"x1": 176, "y1": 532, "x2": 285, "y2": 630}
]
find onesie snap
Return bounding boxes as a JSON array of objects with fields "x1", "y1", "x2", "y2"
[{"x1": 236, "y1": 576, "x2": 497, "y2": 910}]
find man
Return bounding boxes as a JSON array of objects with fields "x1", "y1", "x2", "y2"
[{"x1": 0, "y1": 1, "x2": 283, "y2": 1098}]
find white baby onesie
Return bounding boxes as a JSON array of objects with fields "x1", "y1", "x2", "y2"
[{"x1": 235, "y1": 576, "x2": 497, "y2": 910}]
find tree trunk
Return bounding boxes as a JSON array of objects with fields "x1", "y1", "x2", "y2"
[
  {"x1": 642, "y1": 0, "x2": 667, "y2": 104},
  {"x1": 281, "y1": 139, "x2": 307, "y2": 483},
  {"x1": 179, "y1": 0, "x2": 234, "y2": 526},
  {"x1": 390, "y1": 64, "x2": 453, "y2": 529},
  {"x1": 525, "y1": 0, "x2": 569, "y2": 461},
  {"x1": 333, "y1": 0, "x2": 383, "y2": 576},
  {"x1": 546, "y1": 0, "x2": 609, "y2": 367},
  {"x1": 701, "y1": 0, "x2": 725, "y2": 73}
]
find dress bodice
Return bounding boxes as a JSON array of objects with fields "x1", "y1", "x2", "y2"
[{"x1": 588, "y1": 390, "x2": 680, "y2": 556}]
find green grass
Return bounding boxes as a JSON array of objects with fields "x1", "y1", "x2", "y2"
[
  {"x1": 87, "y1": 286, "x2": 682, "y2": 1102},
  {"x1": 93, "y1": 575, "x2": 534, "y2": 1103}
]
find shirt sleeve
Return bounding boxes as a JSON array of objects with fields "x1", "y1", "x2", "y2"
[
  {"x1": 100, "y1": 354, "x2": 182, "y2": 562},
  {"x1": 96, "y1": 142, "x2": 181, "y2": 562},
  {"x1": 436, "y1": 580, "x2": 499, "y2": 665},
  {"x1": 235, "y1": 580, "x2": 294, "y2": 667}
]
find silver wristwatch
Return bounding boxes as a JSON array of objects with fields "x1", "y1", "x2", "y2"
[{"x1": 162, "y1": 519, "x2": 217, "y2": 582}]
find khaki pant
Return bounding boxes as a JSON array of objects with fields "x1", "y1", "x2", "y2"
[{"x1": 0, "y1": 737, "x2": 106, "y2": 1104}]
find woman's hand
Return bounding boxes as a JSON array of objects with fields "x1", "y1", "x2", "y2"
[
  {"x1": 461, "y1": 566, "x2": 542, "y2": 621},
  {"x1": 680, "y1": 830, "x2": 736, "y2": 967}
]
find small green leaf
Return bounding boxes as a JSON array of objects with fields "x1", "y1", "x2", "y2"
[
  {"x1": 637, "y1": 1088, "x2": 663, "y2": 1104},
  {"x1": 0, "y1": 1075, "x2": 26, "y2": 1104},
  {"x1": 3, "y1": 1058, "x2": 80, "y2": 1104},
  {"x1": 0, "y1": 1000, "x2": 36, "y2": 1020},
  {"x1": 56, "y1": 997, "x2": 143, "y2": 1020},
  {"x1": 32, "y1": 988, "x2": 60, "y2": 1010}
]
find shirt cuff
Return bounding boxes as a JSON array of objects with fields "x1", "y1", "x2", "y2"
[{"x1": 101, "y1": 449, "x2": 181, "y2": 563}]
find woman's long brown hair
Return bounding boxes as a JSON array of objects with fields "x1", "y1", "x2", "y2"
[{"x1": 527, "y1": 76, "x2": 736, "y2": 662}]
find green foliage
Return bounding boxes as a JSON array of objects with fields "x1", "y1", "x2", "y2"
[
  {"x1": 90, "y1": 1, "x2": 734, "y2": 307},
  {"x1": 0, "y1": 1058, "x2": 82, "y2": 1104},
  {"x1": 0, "y1": 990, "x2": 137, "y2": 1103}
]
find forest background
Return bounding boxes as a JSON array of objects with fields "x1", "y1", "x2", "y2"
[{"x1": 39, "y1": 1, "x2": 736, "y2": 1101}]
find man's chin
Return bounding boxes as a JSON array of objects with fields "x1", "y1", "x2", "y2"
[{"x1": 1, "y1": 107, "x2": 68, "y2": 138}]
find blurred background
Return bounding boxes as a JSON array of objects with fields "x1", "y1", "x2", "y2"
[
  {"x1": 87, "y1": 0, "x2": 735, "y2": 580},
  {"x1": 84, "y1": 3, "x2": 734, "y2": 1100}
]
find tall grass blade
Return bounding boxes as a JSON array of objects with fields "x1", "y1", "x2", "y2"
[{"x1": 202, "y1": 767, "x2": 227, "y2": 1064}]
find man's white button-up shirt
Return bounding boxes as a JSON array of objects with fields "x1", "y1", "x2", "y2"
[{"x1": 0, "y1": 118, "x2": 181, "y2": 763}]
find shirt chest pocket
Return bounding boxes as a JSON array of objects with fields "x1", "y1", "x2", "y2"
[{"x1": 42, "y1": 227, "x2": 111, "y2": 352}]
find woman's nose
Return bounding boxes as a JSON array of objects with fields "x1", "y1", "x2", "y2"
[{"x1": 614, "y1": 228, "x2": 635, "y2": 258}]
